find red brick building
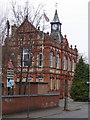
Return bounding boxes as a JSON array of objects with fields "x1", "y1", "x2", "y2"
[{"x1": 2, "y1": 9, "x2": 78, "y2": 98}]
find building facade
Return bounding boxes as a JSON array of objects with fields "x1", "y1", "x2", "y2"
[{"x1": 2, "y1": 9, "x2": 78, "y2": 98}]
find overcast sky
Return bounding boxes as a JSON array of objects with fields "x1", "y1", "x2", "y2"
[{"x1": 0, "y1": 0, "x2": 89, "y2": 59}]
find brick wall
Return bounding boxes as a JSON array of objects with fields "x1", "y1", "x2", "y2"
[
  {"x1": 2, "y1": 94, "x2": 59, "y2": 115},
  {"x1": 14, "y1": 82, "x2": 49, "y2": 95}
]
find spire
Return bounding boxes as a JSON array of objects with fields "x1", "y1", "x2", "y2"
[
  {"x1": 52, "y1": 9, "x2": 60, "y2": 23},
  {"x1": 6, "y1": 20, "x2": 10, "y2": 37}
]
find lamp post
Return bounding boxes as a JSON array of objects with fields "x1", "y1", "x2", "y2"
[
  {"x1": 87, "y1": 81, "x2": 90, "y2": 101},
  {"x1": 27, "y1": 80, "x2": 30, "y2": 119},
  {"x1": 26, "y1": 49, "x2": 33, "y2": 119}
]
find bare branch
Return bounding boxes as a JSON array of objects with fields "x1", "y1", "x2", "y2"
[
  {"x1": 32, "y1": 3, "x2": 44, "y2": 25},
  {"x1": 10, "y1": 0, "x2": 44, "y2": 28}
]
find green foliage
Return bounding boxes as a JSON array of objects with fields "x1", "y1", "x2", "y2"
[{"x1": 70, "y1": 56, "x2": 89, "y2": 101}]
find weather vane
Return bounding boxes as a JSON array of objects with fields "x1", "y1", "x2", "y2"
[{"x1": 55, "y1": 3, "x2": 58, "y2": 10}]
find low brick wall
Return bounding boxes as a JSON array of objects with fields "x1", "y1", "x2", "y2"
[{"x1": 2, "y1": 94, "x2": 59, "y2": 115}]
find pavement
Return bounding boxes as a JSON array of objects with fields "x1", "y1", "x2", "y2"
[{"x1": 2, "y1": 98, "x2": 88, "y2": 119}]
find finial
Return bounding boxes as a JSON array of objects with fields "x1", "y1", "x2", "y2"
[
  {"x1": 75, "y1": 45, "x2": 77, "y2": 48},
  {"x1": 6, "y1": 20, "x2": 10, "y2": 37},
  {"x1": 74, "y1": 45, "x2": 77, "y2": 51},
  {"x1": 38, "y1": 26, "x2": 40, "y2": 30},
  {"x1": 70, "y1": 45, "x2": 72, "y2": 48},
  {"x1": 26, "y1": 15, "x2": 28, "y2": 20},
  {"x1": 64, "y1": 34, "x2": 67, "y2": 39},
  {"x1": 7, "y1": 20, "x2": 10, "y2": 29}
]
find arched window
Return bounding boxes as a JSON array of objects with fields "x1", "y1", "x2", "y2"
[
  {"x1": 72, "y1": 59, "x2": 75, "y2": 72},
  {"x1": 56, "y1": 54, "x2": 60, "y2": 68},
  {"x1": 68, "y1": 57, "x2": 71, "y2": 71},
  {"x1": 38, "y1": 51, "x2": 43, "y2": 67},
  {"x1": 50, "y1": 52, "x2": 53, "y2": 67},
  {"x1": 63, "y1": 56, "x2": 67, "y2": 70}
]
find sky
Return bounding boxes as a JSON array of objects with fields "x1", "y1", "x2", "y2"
[{"x1": 0, "y1": 0, "x2": 89, "y2": 59}]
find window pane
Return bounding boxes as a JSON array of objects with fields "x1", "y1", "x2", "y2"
[
  {"x1": 23, "y1": 48, "x2": 32, "y2": 67},
  {"x1": 56, "y1": 79, "x2": 60, "y2": 90},
  {"x1": 51, "y1": 78, "x2": 54, "y2": 90},
  {"x1": 24, "y1": 54, "x2": 29, "y2": 61},
  {"x1": 68, "y1": 58, "x2": 71, "y2": 71},
  {"x1": 56, "y1": 54, "x2": 59, "y2": 68},
  {"x1": 50, "y1": 52, "x2": 53, "y2": 67},
  {"x1": 63, "y1": 56, "x2": 67, "y2": 70},
  {"x1": 72, "y1": 59, "x2": 74, "y2": 72},
  {"x1": 23, "y1": 48, "x2": 29, "y2": 53}
]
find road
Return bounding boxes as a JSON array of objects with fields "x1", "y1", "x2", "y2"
[{"x1": 42, "y1": 103, "x2": 88, "y2": 118}]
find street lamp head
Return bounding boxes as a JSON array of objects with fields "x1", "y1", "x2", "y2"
[{"x1": 87, "y1": 81, "x2": 90, "y2": 84}]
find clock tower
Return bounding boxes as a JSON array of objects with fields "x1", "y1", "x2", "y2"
[{"x1": 50, "y1": 9, "x2": 63, "y2": 43}]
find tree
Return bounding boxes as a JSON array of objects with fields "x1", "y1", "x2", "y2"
[
  {"x1": 0, "y1": 16, "x2": 8, "y2": 45},
  {"x1": 10, "y1": 0, "x2": 44, "y2": 28},
  {"x1": 0, "y1": 0, "x2": 46, "y2": 46},
  {"x1": 70, "y1": 56, "x2": 89, "y2": 101}
]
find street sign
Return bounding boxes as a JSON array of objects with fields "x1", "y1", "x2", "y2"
[
  {"x1": 7, "y1": 69, "x2": 14, "y2": 87},
  {"x1": 7, "y1": 80, "x2": 14, "y2": 87}
]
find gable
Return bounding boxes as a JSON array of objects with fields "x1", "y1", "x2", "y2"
[{"x1": 17, "y1": 18, "x2": 38, "y2": 33}]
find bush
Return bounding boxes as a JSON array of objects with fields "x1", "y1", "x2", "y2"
[{"x1": 70, "y1": 56, "x2": 89, "y2": 102}]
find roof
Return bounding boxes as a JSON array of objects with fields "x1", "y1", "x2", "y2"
[{"x1": 52, "y1": 9, "x2": 60, "y2": 23}]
